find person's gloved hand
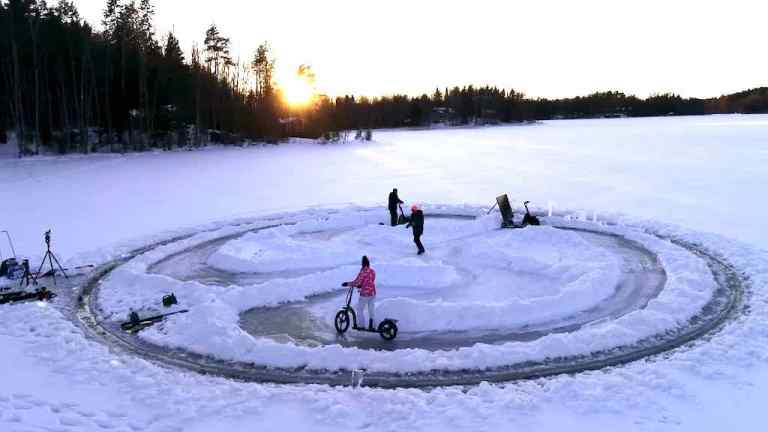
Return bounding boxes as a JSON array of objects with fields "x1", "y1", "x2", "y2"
[{"x1": 341, "y1": 282, "x2": 349, "y2": 287}]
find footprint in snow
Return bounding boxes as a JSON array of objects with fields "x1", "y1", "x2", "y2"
[
  {"x1": 10, "y1": 400, "x2": 36, "y2": 410},
  {"x1": 75, "y1": 408, "x2": 98, "y2": 418},
  {"x1": 59, "y1": 414, "x2": 87, "y2": 426},
  {"x1": 94, "y1": 418, "x2": 119, "y2": 429}
]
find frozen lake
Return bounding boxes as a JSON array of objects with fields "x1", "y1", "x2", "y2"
[
  {"x1": 1, "y1": 113, "x2": 766, "y2": 262},
  {"x1": 1, "y1": 114, "x2": 768, "y2": 431},
  {"x1": 375, "y1": 115, "x2": 768, "y2": 249}
]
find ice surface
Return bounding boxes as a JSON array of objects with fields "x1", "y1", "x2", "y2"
[
  {"x1": 2, "y1": 115, "x2": 768, "y2": 430},
  {"x1": 93, "y1": 206, "x2": 711, "y2": 373}
]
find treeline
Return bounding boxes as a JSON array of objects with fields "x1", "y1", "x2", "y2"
[
  {"x1": 2, "y1": 0, "x2": 767, "y2": 156},
  {"x1": 0, "y1": 0, "x2": 281, "y2": 155},
  {"x1": 330, "y1": 87, "x2": 768, "y2": 128}
]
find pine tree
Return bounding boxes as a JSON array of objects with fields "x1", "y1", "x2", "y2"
[
  {"x1": 163, "y1": 31, "x2": 183, "y2": 64},
  {"x1": 203, "y1": 24, "x2": 231, "y2": 78},
  {"x1": 250, "y1": 42, "x2": 274, "y2": 97}
]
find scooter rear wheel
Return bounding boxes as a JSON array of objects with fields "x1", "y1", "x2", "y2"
[
  {"x1": 334, "y1": 310, "x2": 350, "y2": 333},
  {"x1": 378, "y1": 319, "x2": 398, "y2": 340}
]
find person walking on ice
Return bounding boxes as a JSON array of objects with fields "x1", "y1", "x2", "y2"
[
  {"x1": 388, "y1": 188, "x2": 404, "y2": 226},
  {"x1": 342, "y1": 256, "x2": 377, "y2": 330},
  {"x1": 406, "y1": 204, "x2": 426, "y2": 255}
]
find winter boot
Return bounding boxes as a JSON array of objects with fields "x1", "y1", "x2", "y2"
[{"x1": 369, "y1": 319, "x2": 374, "y2": 331}]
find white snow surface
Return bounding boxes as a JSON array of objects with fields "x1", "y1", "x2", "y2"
[
  {"x1": 95, "y1": 207, "x2": 712, "y2": 372},
  {"x1": 206, "y1": 211, "x2": 625, "y2": 331},
  {"x1": 1, "y1": 115, "x2": 768, "y2": 430}
]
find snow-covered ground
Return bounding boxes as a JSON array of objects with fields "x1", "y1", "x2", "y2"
[
  {"x1": 1, "y1": 114, "x2": 768, "y2": 431},
  {"x1": 94, "y1": 206, "x2": 714, "y2": 373}
]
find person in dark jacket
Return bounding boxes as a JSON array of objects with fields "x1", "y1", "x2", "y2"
[
  {"x1": 388, "y1": 188, "x2": 404, "y2": 226},
  {"x1": 406, "y1": 204, "x2": 425, "y2": 254}
]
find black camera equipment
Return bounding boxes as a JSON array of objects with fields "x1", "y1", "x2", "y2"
[
  {"x1": 18, "y1": 259, "x2": 32, "y2": 287},
  {"x1": 32, "y1": 230, "x2": 69, "y2": 286}
]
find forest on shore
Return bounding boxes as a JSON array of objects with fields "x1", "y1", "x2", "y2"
[{"x1": 2, "y1": 0, "x2": 767, "y2": 156}]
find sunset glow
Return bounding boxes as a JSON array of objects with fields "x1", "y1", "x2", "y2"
[{"x1": 281, "y1": 75, "x2": 315, "y2": 107}]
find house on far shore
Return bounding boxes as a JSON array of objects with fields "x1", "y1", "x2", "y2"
[
  {"x1": 430, "y1": 107, "x2": 457, "y2": 125},
  {"x1": 279, "y1": 117, "x2": 305, "y2": 136},
  {"x1": 476, "y1": 109, "x2": 501, "y2": 125}
]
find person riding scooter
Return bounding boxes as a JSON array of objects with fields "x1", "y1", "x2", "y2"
[{"x1": 342, "y1": 256, "x2": 377, "y2": 330}]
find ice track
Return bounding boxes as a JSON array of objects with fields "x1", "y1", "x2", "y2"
[{"x1": 65, "y1": 211, "x2": 744, "y2": 388}]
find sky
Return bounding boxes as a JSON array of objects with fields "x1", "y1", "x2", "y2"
[{"x1": 74, "y1": 0, "x2": 768, "y2": 99}]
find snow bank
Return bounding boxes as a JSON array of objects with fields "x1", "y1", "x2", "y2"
[
  {"x1": 101, "y1": 208, "x2": 621, "y2": 332},
  {"x1": 95, "y1": 206, "x2": 715, "y2": 373},
  {"x1": 207, "y1": 212, "x2": 499, "y2": 273}
]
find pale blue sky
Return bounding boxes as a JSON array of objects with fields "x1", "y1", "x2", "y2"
[{"x1": 75, "y1": 0, "x2": 768, "y2": 99}]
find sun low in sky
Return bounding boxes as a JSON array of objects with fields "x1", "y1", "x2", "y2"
[
  {"x1": 77, "y1": 0, "x2": 768, "y2": 99},
  {"x1": 282, "y1": 78, "x2": 314, "y2": 107},
  {"x1": 280, "y1": 64, "x2": 317, "y2": 108}
]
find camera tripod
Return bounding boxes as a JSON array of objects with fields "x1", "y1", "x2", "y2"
[
  {"x1": 31, "y1": 230, "x2": 68, "y2": 286},
  {"x1": 18, "y1": 259, "x2": 32, "y2": 287}
]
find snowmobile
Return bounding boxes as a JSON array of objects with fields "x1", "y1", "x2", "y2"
[
  {"x1": 0, "y1": 230, "x2": 22, "y2": 281},
  {"x1": 120, "y1": 309, "x2": 189, "y2": 333},
  {"x1": 0, "y1": 286, "x2": 56, "y2": 304},
  {"x1": 0, "y1": 257, "x2": 25, "y2": 281},
  {"x1": 522, "y1": 201, "x2": 541, "y2": 226},
  {"x1": 334, "y1": 285, "x2": 398, "y2": 340}
]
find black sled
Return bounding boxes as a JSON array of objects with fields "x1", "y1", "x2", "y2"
[
  {"x1": 120, "y1": 309, "x2": 189, "y2": 333},
  {"x1": 0, "y1": 286, "x2": 56, "y2": 304}
]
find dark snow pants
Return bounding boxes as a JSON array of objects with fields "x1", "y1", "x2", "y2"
[
  {"x1": 414, "y1": 234, "x2": 425, "y2": 253},
  {"x1": 390, "y1": 209, "x2": 398, "y2": 226}
]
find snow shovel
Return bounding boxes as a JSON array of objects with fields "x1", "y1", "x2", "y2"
[{"x1": 397, "y1": 204, "x2": 408, "y2": 225}]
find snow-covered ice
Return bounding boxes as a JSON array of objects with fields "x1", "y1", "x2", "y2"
[
  {"x1": 1, "y1": 114, "x2": 768, "y2": 431},
  {"x1": 90, "y1": 205, "x2": 712, "y2": 372}
]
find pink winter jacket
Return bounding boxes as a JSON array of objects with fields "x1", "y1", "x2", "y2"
[{"x1": 350, "y1": 267, "x2": 376, "y2": 297}]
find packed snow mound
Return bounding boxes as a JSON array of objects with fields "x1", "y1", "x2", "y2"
[
  {"x1": 208, "y1": 226, "x2": 360, "y2": 273},
  {"x1": 203, "y1": 213, "x2": 621, "y2": 332},
  {"x1": 93, "y1": 207, "x2": 717, "y2": 373},
  {"x1": 306, "y1": 226, "x2": 623, "y2": 332},
  {"x1": 207, "y1": 213, "x2": 501, "y2": 273}
]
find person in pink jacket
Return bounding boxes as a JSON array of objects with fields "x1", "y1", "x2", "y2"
[{"x1": 342, "y1": 255, "x2": 377, "y2": 330}]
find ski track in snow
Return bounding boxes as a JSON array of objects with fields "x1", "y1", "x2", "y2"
[{"x1": 2, "y1": 116, "x2": 768, "y2": 430}]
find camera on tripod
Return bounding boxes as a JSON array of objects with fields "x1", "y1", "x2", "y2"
[{"x1": 32, "y1": 228, "x2": 68, "y2": 285}]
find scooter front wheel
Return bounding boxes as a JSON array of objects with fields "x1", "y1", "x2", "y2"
[
  {"x1": 378, "y1": 319, "x2": 398, "y2": 340},
  {"x1": 334, "y1": 310, "x2": 350, "y2": 333}
]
